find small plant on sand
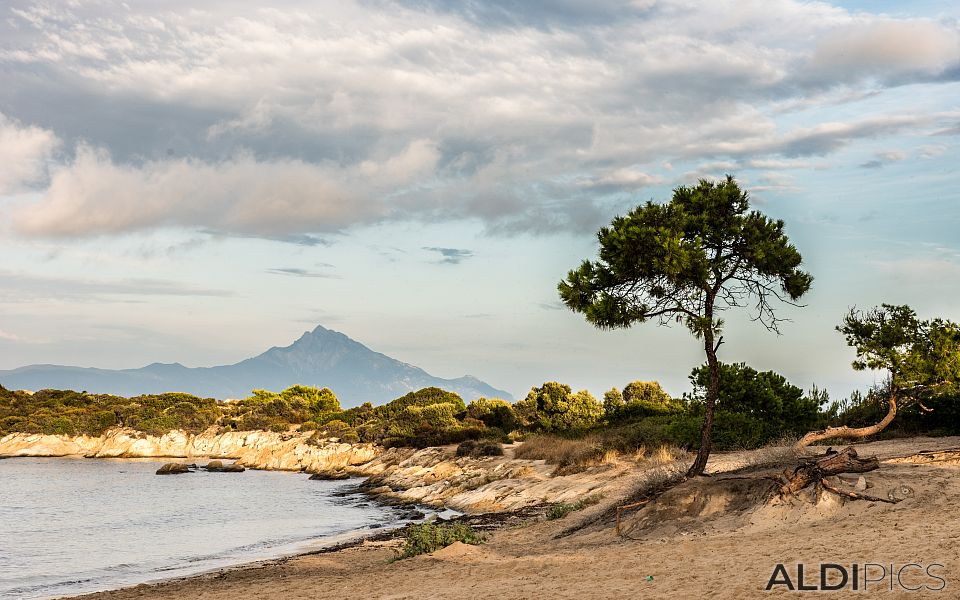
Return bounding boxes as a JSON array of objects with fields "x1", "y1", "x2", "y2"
[
  {"x1": 546, "y1": 494, "x2": 603, "y2": 520},
  {"x1": 399, "y1": 523, "x2": 485, "y2": 558}
]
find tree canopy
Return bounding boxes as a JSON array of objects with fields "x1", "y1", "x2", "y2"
[
  {"x1": 797, "y1": 304, "x2": 960, "y2": 447},
  {"x1": 514, "y1": 382, "x2": 602, "y2": 433},
  {"x1": 559, "y1": 176, "x2": 812, "y2": 475}
]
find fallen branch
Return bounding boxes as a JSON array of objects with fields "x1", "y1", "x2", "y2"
[
  {"x1": 819, "y1": 480, "x2": 901, "y2": 504},
  {"x1": 780, "y1": 446, "x2": 879, "y2": 497}
]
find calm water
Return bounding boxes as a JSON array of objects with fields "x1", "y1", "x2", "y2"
[{"x1": 0, "y1": 458, "x2": 403, "y2": 599}]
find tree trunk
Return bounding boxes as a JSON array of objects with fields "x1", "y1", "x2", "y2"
[
  {"x1": 794, "y1": 392, "x2": 897, "y2": 450},
  {"x1": 780, "y1": 446, "x2": 879, "y2": 496},
  {"x1": 688, "y1": 328, "x2": 719, "y2": 476}
]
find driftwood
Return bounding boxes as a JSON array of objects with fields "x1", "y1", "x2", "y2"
[{"x1": 779, "y1": 446, "x2": 880, "y2": 497}]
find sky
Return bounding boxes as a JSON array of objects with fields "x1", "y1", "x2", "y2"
[{"x1": 1, "y1": 0, "x2": 959, "y2": 402}]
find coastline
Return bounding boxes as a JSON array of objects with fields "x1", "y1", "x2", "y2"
[{"x1": 6, "y1": 434, "x2": 959, "y2": 599}]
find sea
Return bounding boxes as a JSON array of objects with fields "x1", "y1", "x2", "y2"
[{"x1": 0, "y1": 457, "x2": 412, "y2": 599}]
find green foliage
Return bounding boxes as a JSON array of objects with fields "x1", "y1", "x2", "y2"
[
  {"x1": 399, "y1": 523, "x2": 484, "y2": 559},
  {"x1": 558, "y1": 176, "x2": 812, "y2": 337},
  {"x1": 839, "y1": 304, "x2": 960, "y2": 402},
  {"x1": 338, "y1": 388, "x2": 476, "y2": 447},
  {"x1": 281, "y1": 385, "x2": 340, "y2": 413},
  {"x1": 0, "y1": 388, "x2": 220, "y2": 437},
  {"x1": 687, "y1": 362, "x2": 824, "y2": 438},
  {"x1": 306, "y1": 419, "x2": 360, "y2": 444},
  {"x1": 228, "y1": 385, "x2": 341, "y2": 432},
  {"x1": 514, "y1": 382, "x2": 602, "y2": 433},
  {"x1": 602, "y1": 388, "x2": 624, "y2": 419},
  {"x1": 466, "y1": 398, "x2": 517, "y2": 433},
  {"x1": 558, "y1": 176, "x2": 812, "y2": 474},
  {"x1": 546, "y1": 494, "x2": 603, "y2": 520},
  {"x1": 832, "y1": 382, "x2": 960, "y2": 438},
  {"x1": 607, "y1": 381, "x2": 679, "y2": 422}
]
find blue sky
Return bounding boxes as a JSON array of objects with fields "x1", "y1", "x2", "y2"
[{"x1": 1, "y1": 0, "x2": 958, "y2": 402}]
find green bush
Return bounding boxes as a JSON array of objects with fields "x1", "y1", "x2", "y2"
[
  {"x1": 399, "y1": 523, "x2": 484, "y2": 558},
  {"x1": 686, "y1": 362, "x2": 824, "y2": 440},
  {"x1": 610, "y1": 381, "x2": 681, "y2": 422},
  {"x1": 514, "y1": 382, "x2": 602, "y2": 433},
  {"x1": 466, "y1": 398, "x2": 516, "y2": 432}
]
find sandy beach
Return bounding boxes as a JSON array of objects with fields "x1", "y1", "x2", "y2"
[{"x1": 69, "y1": 436, "x2": 960, "y2": 600}]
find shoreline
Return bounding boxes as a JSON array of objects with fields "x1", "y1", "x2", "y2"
[
  {"x1": 53, "y1": 436, "x2": 960, "y2": 600},
  {"x1": 57, "y1": 515, "x2": 408, "y2": 600},
  {"x1": 63, "y1": 503, "x2": 552, "y2": 600},
  {"x1": 8, "y1": 435, "x2": 959, "y2": 599}
]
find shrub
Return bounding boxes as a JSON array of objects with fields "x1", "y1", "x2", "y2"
[
  {"x1": 686, "y1": 362, "x2": 823, "y2": 440},
  {"x1": 456, "y1": 439, "x2": 504, "y2": 458},
  {"x1": 466, "y1": 398, "x2": 516, "y2": 432},
  {"x1": 399, "y1": 523, "x2": 484, "y2": 558},
  {"x1": 610, "y1": 381, "x2": 681, "y2": 422},
  {"x1": 306, "y1": 419, "x2": 360, "y2": 444},
  {"x1": 513, "y1": 382, "x2": 602, "y2": 433}
]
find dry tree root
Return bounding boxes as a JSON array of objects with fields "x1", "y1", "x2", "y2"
[
  {"x1": 778, "y1": 446, "x2": 894, "y2": 504},
  {"x1": 818, "y1": 480, "x2": 901, "y2": 504}
]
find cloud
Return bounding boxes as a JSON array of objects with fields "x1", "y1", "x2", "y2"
[
  {"x1": 859, "y1": 149, "x2": 908, "y2": 168},
  {"x1": 575, "y1": 168, "x2": 661, "y2": 193},
  {"x1": 14, "y1": 140, "x2": 439, "y2": 237},
  {"x1": 423, "y1": 247, "x2": 474, "y2": 264},
  {"x1": 0, "y1": 112, "x2": 59, "y2": 193},
  {"x1": 265, "y1": 267, "x2": 339, "y2": 278},
  {"x1": 1, "y1": 1, "x2": 959, "y2": 237},
  {"x1": 806, "y1": 19, "x2": 960, "y2": 86},
  {"x1": 0, "y1": 271, "x2": 233, "y2": 302},
  {"x1": 203, "y1": 230, "x2": 332, "y2": 247},
  {"x1": 918, "y1": 144, "x2": 948, "y2": 158}
]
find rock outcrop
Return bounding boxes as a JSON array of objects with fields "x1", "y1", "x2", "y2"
[
  {"x1": 0, "y1": 428, "x2": 380, "y2": 474},
  {"x1": 0, "y1": 429, "x2": 628, "y2": 514},
  {"x1": 156, "y1": 462, "x2": 192, "y2": 475}
]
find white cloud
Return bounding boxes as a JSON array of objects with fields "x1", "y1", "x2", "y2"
[
  {"x1": 808, "y1": 19, "x2": 960, "y2": 83},
  {"x1": 0, "y1": 113, "x2": 60, "y2": 194},
  {"x1": 14, "y1": 140, "x2": 439, "y2": 236},
  {"x1": 2, "y1": 1, "x2": 959, "y2": 237}
]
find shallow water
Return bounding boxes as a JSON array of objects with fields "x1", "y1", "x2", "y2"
[{"x1": 0, "y1": 457, "x2": 399, "y2": 599}]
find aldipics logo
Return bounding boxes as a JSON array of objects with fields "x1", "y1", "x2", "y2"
[{"x1": 766, "y1": 563, "x2": 947, "y2": 592}]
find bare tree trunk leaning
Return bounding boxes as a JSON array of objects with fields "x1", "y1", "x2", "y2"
[{"x1": 794, "y1": 393, "x2": 898, "y2": 450}]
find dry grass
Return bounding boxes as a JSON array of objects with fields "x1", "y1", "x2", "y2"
[
  {"x1": 514, "y1": 435, "x2": 605, "y2": 472},
  {"x1": 635, "y1": 443, "x2": 686, "y2": 465},
  {"x1": 514, "y1": 435, "x2": 689, "y2": 476}
]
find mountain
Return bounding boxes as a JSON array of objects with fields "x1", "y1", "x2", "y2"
[{"x1": 0, "y1": 325, "x2": 513, "y2": 406}]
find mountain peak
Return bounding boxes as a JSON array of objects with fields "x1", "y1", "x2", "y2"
[{"x1": 0, "y1": 325, "x2": 514, "y2": 405}]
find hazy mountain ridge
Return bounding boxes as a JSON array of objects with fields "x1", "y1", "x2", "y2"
[{"x1": 0, "y1": 325, "x2": 512, "y2": 406}]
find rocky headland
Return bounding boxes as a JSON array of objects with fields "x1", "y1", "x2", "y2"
[{"x1": 0, "y1": 428, "x2": 618, "y2": 513}]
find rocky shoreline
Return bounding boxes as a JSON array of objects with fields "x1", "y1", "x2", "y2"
[{"x1": 0, "y1": 428, "x2": 614, "y2": 513}]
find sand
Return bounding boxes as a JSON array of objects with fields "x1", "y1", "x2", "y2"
[{"x1": 71, "y1": 437, "x2": 960, "y2": 600}]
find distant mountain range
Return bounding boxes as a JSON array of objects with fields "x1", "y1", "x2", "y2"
[{"x1": 0, "y1": 325, "x2": 513, "y2": 406}]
